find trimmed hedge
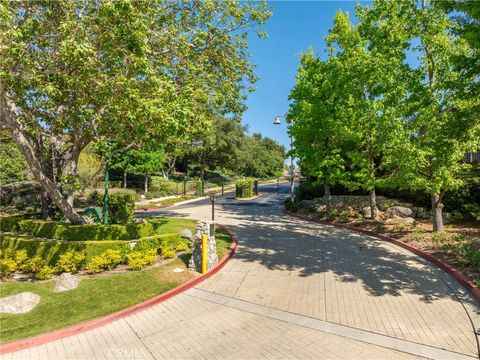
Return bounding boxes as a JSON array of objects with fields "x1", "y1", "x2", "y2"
[
  {"x1": 235, "y1": 178, "x2": 254, "y2": 198},
  {"x1": 15, "y1": 220, "x2": 157, "y2": 241},
  {"x1": 0, "y1": 236, "x2": 130, "y2": 267},
  {"x1": 0, "y1": 215, "x2": 26, "y2": 233},
  {"x1": 135, "y1": 233, "x2": 189, "y2": 253}
]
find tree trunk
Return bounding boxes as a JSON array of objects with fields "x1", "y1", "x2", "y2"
[
  {"x1": 41, "y1": 191, "x2": 54, "y2": 220},
  {"x1": 370, "y1": 188, "x2": 378, "y2": 219},
  {"x1": 166, "y1": 158, "x2": 176, "y2": 179},
  {"x1": 144, "y1": 173, "x2": 148, "y2": 193},
  {"x1": 123, "y1": 170, "x2": 127, "y2": 188},
  {"x1": 431, "y1": 193, "x2": 444, "y2": 232},
  {"x1": 199, "y1": 166, "x2": 205, "y2": 181},
  {"x1": 324, "y1": 178, "x2": 332, "y2": 213},
  {"x1": 1, "y1": 83, "x2": 85, "y2": 224}
]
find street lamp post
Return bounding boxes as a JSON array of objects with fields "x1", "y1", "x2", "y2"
[{"x1": 274, "y1": 115, "x2": 295, "y2": 203}]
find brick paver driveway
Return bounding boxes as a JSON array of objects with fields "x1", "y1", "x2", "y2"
[{"x1": 4, "y1": 183, "x2": 480, "y2": 359}]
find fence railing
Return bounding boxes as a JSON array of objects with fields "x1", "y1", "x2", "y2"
[{"x1": 465, "y1": 151, "x2": 480, "y2": 164}]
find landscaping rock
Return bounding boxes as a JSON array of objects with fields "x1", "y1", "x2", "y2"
[
  {"x1": 180, "y1": 229, "x2": 193, "y2": 241},
  {"x1": 133, "y1": 217, "x2": 147, "y2": 224},
  {"x1": 385, "y1": 216, "x2": 416, "y2": 226},
  {"x1": 0, "y1": 292, "x2": 41, "y2": 314},
  {"x1": 412, "y1": 207, "x2": 430, "y2": 219},
  {"x1": 54, "y1": 273, "x2": 81, "y2": 293},
  {"x1": 385, "y1": 206, "x2": 412, "y2": 219}
]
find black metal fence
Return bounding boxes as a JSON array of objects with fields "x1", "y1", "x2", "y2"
[{"x1": 465, "y1": 151, "x2": 480, "y2": 164}]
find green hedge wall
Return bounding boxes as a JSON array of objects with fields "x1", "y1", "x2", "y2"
[
  {"x1": 235, "y1": 178, "x2": 254, "y2": 198},
  {"x1": 0, "y1": 236, "x2": 131, "y2": 266},
  {"x1": 0, "y1": 215, "x2": 26, "y2": 233},
  {"x1": 14, "y1": 220, "x2": 158, "y2": 241},
  {"x1": 135, "y1": 233, "x2": 188, "y2": 252}
]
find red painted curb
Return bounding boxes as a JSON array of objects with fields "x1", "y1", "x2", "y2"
[
  {"x1": 284, "y1": 209, "x2": 480, "y2": 304},
  {"x1": 0, "y1": 225, "x2": 238, "y2": 355}
]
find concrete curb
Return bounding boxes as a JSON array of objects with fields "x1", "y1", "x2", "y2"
[
  {"x1": 0, "y1": 225, "x2": 238, "y2": 355},
  {"x1": 284, "y1": 209, "x2": 480, "y2": 304}
]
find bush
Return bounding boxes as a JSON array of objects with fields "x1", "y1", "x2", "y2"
[
  {"x1": 161, "y1": 247, "x2": 175, "y2": 259},
  {"x1": 297, "y1": 181, "x2": 325, "y2": 201},
  {"x1": 1, "y1": 236, "x2": 131, "y2": 267},
  {"x1": 36, "y1": 265, "x2": 55, "y2": 280},
  {"x1": 0, "y1": 258, "x2": 17, "y2": 278},
  {"x1": 235, "y1": 178, "x2": 254, "y2": 198},
  {"x1": 284, "y1": 198, "x2": 297, "y2": 212},
  {"x1": 0, "y1": 215, "x2": 26, "y2": 233},
  {"x1": 149, "y1": 177, "x2": 179, "y2": 196},
  {"x1": 127, "y1": 250, "x2": 157, "y2": 270},
  {"x1": 20, "y1": 256, "x2": 46, "y2": 274},
  {"x1": 85, "y1": 256, "x2": 108, "y2": 274},
  {"x1": 135, "y1": 233, "x2": 184, "y2": 253},
  {"x1": 463, "y1": 204, "x2": 480, "y2": 222},
  {"x1": 56, "y1": 251, "x2": 86, "y2": 273},
  {"x1": 16, "y1": 220, "x2": 155, "y2": 241},
  {"x1": 108, "y1": 192, "x2": 136, "y2": 224},
  {"x1": 102, "y1": 249, "x2": 122, "y2": 270}
]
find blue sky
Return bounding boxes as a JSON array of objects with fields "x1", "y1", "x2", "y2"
[{"x1": 242, "y1": 1, "x2": 371, "y2": 150}]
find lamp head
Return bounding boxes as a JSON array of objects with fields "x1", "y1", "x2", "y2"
[{"x1": 273, "y1": 116, "x2": 282, "y2": 125}]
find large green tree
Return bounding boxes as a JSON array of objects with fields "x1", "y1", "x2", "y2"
[{"x1": 0, "y1": 0, "x2": 270, "y2": 223}]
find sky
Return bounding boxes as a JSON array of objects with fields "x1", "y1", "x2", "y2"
[{"x1": 241, "y1": 1, "x2": 371, "y2": 151}]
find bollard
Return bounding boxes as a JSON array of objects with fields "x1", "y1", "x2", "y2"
[{"x1": 202, "y1": 234, "x2": 208, "y2": 274}]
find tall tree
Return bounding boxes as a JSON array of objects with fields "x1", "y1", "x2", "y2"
[
  {"x1": 288, "y1": 50, "x2": 347, "y2": 213},
  {"x1": 0, "y1": 0, "x2": 270, "y2": 223},
  {"x1": 359, "y1": 0, "x2": 480, "y2": 231}
]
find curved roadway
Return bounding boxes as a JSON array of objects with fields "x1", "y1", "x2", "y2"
[{"x1": 3, "y1": 183, "x2": 480, "y2": 359}]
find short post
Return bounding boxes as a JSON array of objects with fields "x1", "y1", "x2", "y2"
[
  {"x1": 183, "y1": 180, "x2": 186, "y2": 195},
  {"x1": 221, "y1": 182, "x2": 224, "y2": 196},
  {"x1": 201, "y1": 234, "x2": 208, "y2": 274},
  {"x1": 201, "y1": 180, "x2": 205, "y2": 196}
]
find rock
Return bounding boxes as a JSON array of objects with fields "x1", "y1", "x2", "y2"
[
  {"x1": 385, "y1": 206, "x2": 412, "y2": 219},
  {"x1": 140, "y1": 194, "x2": 146, "y2": 200},
  {"x1": 0, "y1": 292, "x2": 41, "y2": 314},
  {"x1": 362, "y1": 206, "x2": 379, "y2": 218},
  {"x1": 180, "y1": 229, "x2": 193, "y2": 241},
  {"x1": 54, "y1": 273, "x2": 81, "y2": 293},
  {"x1": 133, "y1": 218, "x2": 147, "y2": 224},
  {"x1": 385, "y1": 216, "x2": 416, "y2": 226},
  {"x1": 412, "y1": 207, "x2": 430, "y2": 219}
]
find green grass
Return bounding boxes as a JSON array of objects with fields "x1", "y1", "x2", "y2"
[
  {"x1": 135, "y1": 195, "x2": 197, "y2": 210},
  {"x1": 0, "y1": 258, "x2": 194, "y2": 343},
  {"x1": 0, "y1": 224, "x2": 232, "y2": 343}
]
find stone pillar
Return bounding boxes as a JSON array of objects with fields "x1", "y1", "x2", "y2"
[{"x1": 188, "y1": 220, "x2": 218, "y2": 273}]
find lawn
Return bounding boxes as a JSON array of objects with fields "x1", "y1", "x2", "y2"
[
  {"x1": 0, "y1": 225, "x2": 233, "y2": 343},
  {"x1": 135, "y1": 195, "x2": 197, "y2": 210}
]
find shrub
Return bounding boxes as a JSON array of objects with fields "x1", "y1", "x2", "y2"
[
  {"x1": 127, "y1": 250, "x2": 157, "y2": 270},
  {"x1": 235, "y1": 179, "x2": 254, "y2": 198},
  {"x1": 108, "y1": 192, "x2": 136, "y2": 224},
  {"x1": 135, "y1": 233, "x2": 183, "y2": 253},
  {"x1": 55, "y1": 251, "x2": 86, "y2": 273},
  {"x1": 463, "y1": 204, "x2": 480, "y2": 222},
  {"x1": 161, "y1": 247, "x2": 175, "y2": 259},
  {"x1": 102, "y1": 249, "x2": 122, "y2": 270},
  {"x1": 0, "y1": 258, "x2": 17, "y2": 278},
  {"x1": 0, "y1": 215, "x2": 26, "y2": 233},
  {"x1": 338, "y1": 211, "x2": 349, "y2": 223},
  {"x1": 21, "y1": 256, "x2": 46, "y2": 274},
  {"x1": 14, "y1": 249, "x2": 28, "y2": 266},
  {"x1": 16, "y1": 220, "x2": 155, "y2": 241},
  {"x1": 36, "y1": 265, "x2": 55, "y2": 280},
  {"x1": 431, "y1": 231, "x2": 448, "y2": 245},
  {"x1": 1, "y1": 236, "x2": 130, "y2": 266},
  {"x1": 284, "y1": 198, "x2": 297, "y2": 212},
  {"x1": 85, "y1": 256, "x2": 108, "y2": 274},
  {"x1": 297, "y1": 181, "x2": 324, "y2": 201},
  {"x1": 149, "y1": 177, "x2": 179, "y2": 196}
]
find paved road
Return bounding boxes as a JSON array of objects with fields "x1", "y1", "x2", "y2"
[{"x1": 3, "y1": 183, "x2": 480, "y2": 359}]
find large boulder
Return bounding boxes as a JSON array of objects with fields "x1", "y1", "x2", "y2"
[
  {"x1": 385, "y1": 206, "x2": 412, "y2": 219},
  {"x1": 0, "y1": 292, "x2": 41, "y2": 314},
  {"x1": 385, "y1": 217, "x2": 416, "y2": 226},
  {"x1": 0, "y1": 181, "x2": 42, "y2": 207},
  {"x1": 54, "y1": 273, "x2": 81, "y2": 293}
]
